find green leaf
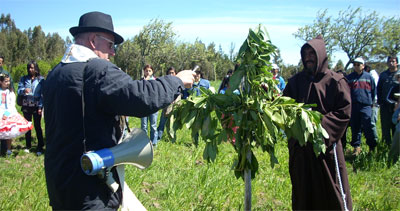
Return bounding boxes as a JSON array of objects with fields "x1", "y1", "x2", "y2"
[
  {"x1": 320, "y1": 125, "x2": 330, "y2": 139},
  {"x1": 250, "y1": 151, "x2": 259, "y2": 179},
  {"x1": 228, "y1": 69, "x2": 244, "y2": 91},
  {"x1": 249, "y1": 29, "x2": 262, "y2": 44},
  {"x1": 301, "y1": 110, "x2": 314, "y2": 134},
  {"x1": 233, "y1": 112, "x2": 243, "y2": 128},
  {"x1": 292, "y1": 118, "x2": 306, "y2": 146},
  {"x1": 250, "y1": 110, "x2": 258, "y2": 121},
  {"x1": 269, "y1": 151, "x2": 279, "y2": 168},
  {"x1": 191, "y1": 112, "x2": 203, "y2": 134},
  {"x1": 217, "y1": 129, "x2": 227, "y2": 144},
  {"x1": 209, "y1": 142, "x2": 218, "y2": 162},
  {"x1": 201, "y1": 115, "x2": 211, "y2": 137},
  {"x1": 184, "y1": 110, "x2": 197, "y2": 129},
  {"x1": 238, "y1": 39, "x2": 248, "y2": 56},
  {"x1": 168, "y1": 114, "x2": 176, "y2": 139}
]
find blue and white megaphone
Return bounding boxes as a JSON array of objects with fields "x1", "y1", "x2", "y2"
[{"x1": 81, "y1": 128, "x2": 153, "y2": 176}]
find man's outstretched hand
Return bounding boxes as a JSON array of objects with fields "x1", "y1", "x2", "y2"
[{"x1": 176, "y1": 70, "x2": 196, "y2": 88}]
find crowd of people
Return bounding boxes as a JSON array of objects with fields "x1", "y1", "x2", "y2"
[
  {"x1": 0, "y1": 10, "x2": 399, "y2": 210},
  {"x1": 0, "y1": 56, "x2": 43, "y2": 156}
]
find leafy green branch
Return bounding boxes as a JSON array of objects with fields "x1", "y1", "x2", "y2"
[{"x1": 166, "y1": 25, "x2": 328, "y2": 179}]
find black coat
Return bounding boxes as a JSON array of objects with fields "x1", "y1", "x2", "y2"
[{"x1": 43, "y1": 58, "x2": 183, "y2": 209}]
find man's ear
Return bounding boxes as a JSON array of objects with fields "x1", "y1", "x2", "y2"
[{"x1": 88, "y1": 33, "x2": 96, "y2": 49}]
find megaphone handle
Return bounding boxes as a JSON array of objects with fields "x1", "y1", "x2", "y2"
[
  {"x1": 96, "y1": 168, "x2": 119, "y2": 192},
  {"x1": 105, "y1": 171, "x2": 119, "y2": 193},
  {"x1": 124, "y1": 116, "x2": 131, "y2": 133}
]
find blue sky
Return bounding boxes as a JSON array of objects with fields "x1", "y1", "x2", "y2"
[{"x1": 1, "y1": 0, "x2": 399, "y2": 65}]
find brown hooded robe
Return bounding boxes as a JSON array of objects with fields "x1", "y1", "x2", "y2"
[{"x1": 283, "y1": 36, "x2": 353, "y2": 210}]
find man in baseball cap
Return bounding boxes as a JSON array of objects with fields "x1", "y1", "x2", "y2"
[
  {"x1": 346, "y1": 57, "x2": 377, "y2": 156},
  {"x1": 271, "y1": 64, "x2": 285, "y2": 92}
]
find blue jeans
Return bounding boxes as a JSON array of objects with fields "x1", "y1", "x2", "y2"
[
  {"x1": 157, "y1": 109, "x2": 167, "y2": 141},
  {"x1": 141, "y1": 111, "x2": 159, "y2": 145},
  {"x1": 350, "y1": 103, "x2": 377, "y2": 149},
  {"x1": 371, "y1": 105, "x2": 379, "y2": 141}
]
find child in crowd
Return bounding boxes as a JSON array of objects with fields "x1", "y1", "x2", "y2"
[
  {"x1": 140, "y1": 65, "x2": 159, "y2": 146},
  {"x1": 0, "y1": 74, "x2": 32, "y2": 156},
  {"x1": 156, "y1": 67, "x2": 178, "y2": 142},
  {"x1": 218, "y1": 69, "x2": 233, "y2": 94}
]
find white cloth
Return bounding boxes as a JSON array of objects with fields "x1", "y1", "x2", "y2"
[
  {"x1": 0, "y1": 89, "x2": 17, "y2": 115},
  {"x1": 370, "y1": 70, "x2": 379, "y2": 104},
  {"x1": 116, "y1": 165, "x2": 147, "y2": 211},
  {"x1": 61, "y1": 44, "x2": 98, "y2": 64},
  {"x1": 0, "y1": 89, "x2": 32, "y2": 139},
  {"x1": 370, "y1": 70, "x2": 379, "y2": 86}
]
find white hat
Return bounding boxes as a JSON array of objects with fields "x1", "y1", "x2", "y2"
[
  {"x1": 272, "y1": 64, "x2": 279, "y2": 70},
  {"x1": 353, "y1": 57, "x2": 365, "y2": 65}
]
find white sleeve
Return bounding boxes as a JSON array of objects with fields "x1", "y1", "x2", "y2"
[{"x1": 7, "y1": 91, "x2": 18, "y2": 114}]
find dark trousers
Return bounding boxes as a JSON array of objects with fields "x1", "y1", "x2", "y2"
[
  {"x1": 380, "y1": 104, "x2": 396, "y2": 146},
  {"x1": 23, "y1": 108, "x2": 44, "y2": 151},
  {"x1": 0, "y1": 139, "x2": 6, "y2": 155},
  {"x1": 350, "y1": 103, "x2": 377, "y2": 149}
]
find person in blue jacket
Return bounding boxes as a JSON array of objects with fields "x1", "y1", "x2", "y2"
[
  {"x1": 183, "y1": 69, "x2": 210, "y2": 98},
  {"x1": 271, "y1": 64, "x2": 286, "y2": 92},
  {"x1": 346, "y1": 57, "x2": 377, "y2": 155},
  {"x1": 18, "y1": 60, "x2": 44, "y2": 155},
  {"x1": 140, "y1": 64, "x2": 159, "y2": 146},
  {"x1": 156, "y1": 67, "x2": 177, "y2": 142},
  {"x1": 182, "y1": 69, "x2": 210, "y2": 145}
]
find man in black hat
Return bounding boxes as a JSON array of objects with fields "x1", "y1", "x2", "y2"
[{"x1": 42, "y1": 11, "x2": 195, "y2": 210}]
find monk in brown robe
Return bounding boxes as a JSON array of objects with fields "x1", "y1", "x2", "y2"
[{"x1": 283, "y1": 35, "x2": 353, "y2": 210}]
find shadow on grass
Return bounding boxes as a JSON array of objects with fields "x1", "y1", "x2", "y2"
[{"x1": 345, "y1": 142, "x2": 391, "y2": 172}]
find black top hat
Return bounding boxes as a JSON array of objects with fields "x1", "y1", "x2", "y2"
[{"x1": 69, "y1": 11, "x2": 124, "y2": 44}]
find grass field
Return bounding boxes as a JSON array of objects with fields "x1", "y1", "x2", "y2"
[{"x1": 0, "y1": 81, "x2": 399, "y2": 210}]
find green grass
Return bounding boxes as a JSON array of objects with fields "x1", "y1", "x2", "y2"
[{"x1": 1, "y1": 82, "x2": 399, "y2": 210}]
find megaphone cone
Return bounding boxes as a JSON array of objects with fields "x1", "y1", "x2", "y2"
[{"x1": 81, "y1": 128, "x2": 153, "y2": 175}]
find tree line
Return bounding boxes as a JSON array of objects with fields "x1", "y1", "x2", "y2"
[
  {"x1": 113, "y1": 19, "x2": 235, "y2": 80},
  {"x1": 293, "y1": 6, "x2": 400, "y2": 73},
  {"x1": 0, "y1": 14, "x2": 235, "y2": 82},
  {"x1": 1, "y1": 6, "x2": 399, "y2": 83}
]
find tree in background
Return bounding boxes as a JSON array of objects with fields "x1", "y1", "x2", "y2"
[
  {"x1": 0, "y1": 13, "x2": 65, "y2": 81},
  {"x1": 0, "y1": 13, "x2": 30, "y2": 68},
  {"x1": 293, "y1": 7, "x2": 398, "y2": 72},
  {"x1": 114, "y1": 39, "x2": 141, "y2": 78},
  {"x1": 333, "y1": 7, "x2": 381, "y2": 70},
  {"x1": 293, "y1": 9, "x2": 337, "y2": 67},
  {"x1": 333, "y1": 59, "x2": 345, "y2": 72},
  {"x1": 45, "y1": 32, "x2": 65, "y2": 61},
  {"x1": 114, "y1": 20, "x2": 234, "y2": 81},
  {"x1": 29, "y1": 25, "x2": 47, "y2": 60},
  {"x1": 135, "y1": 19, "x2": 176, "y2": 75},
  {"x1": 370, "y1": 17, "x2": 400, "y2": 61}
]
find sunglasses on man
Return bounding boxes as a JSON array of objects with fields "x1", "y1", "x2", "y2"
[{"x1": 96, "y1": 34, "x2": 117, "y2": 50}]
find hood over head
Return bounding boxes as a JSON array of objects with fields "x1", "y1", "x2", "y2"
[{"x1": 301, "y1": 35, "x2": 328, "y2": 75}]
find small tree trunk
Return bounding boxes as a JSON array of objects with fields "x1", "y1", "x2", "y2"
[{"x1": 244, "y1": 148, "x2": 252, "y2": 211}]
